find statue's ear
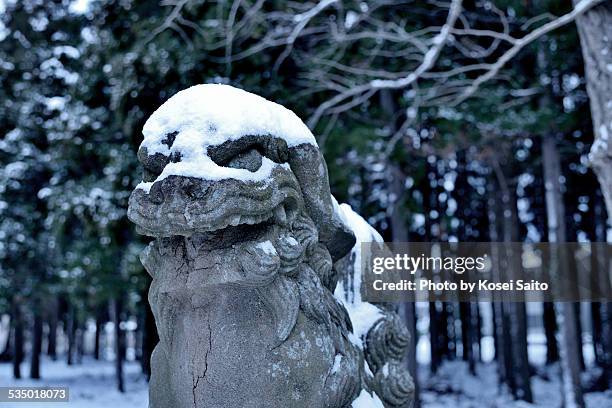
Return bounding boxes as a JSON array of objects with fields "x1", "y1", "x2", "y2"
[
  {"x1": 288, "y1": 144, "x2": 356, "y2": 261},
  {"x1": 326, "y1": 211, "x2": 357, "y2": 262}
]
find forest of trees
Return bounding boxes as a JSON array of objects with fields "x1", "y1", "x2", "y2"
[{"x1": 0, "y1": 0, "x2": 611, "y2": 407}]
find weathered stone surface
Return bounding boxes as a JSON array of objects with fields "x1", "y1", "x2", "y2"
[{"x1": 128, "y1": 85, "x2": 413, "y2": 408}]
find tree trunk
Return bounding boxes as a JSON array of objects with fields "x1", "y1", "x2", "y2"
[
  {"x1": 543, "y1": 301, "x2": 559, "y2": 364},
  {"x1": 66, "y1": 302, "x2": 75, "y2": 366},
  {"x1": 487, "y1": 176, "x2": 509, "y2": 386},
  {"x1": 112, "y1": 297, "x2": 125, "y2": 393},
  {"x1": 573, "y1": 1, "x2": 612, "y2": 221},
  {"x1": 474, "y1": 304, "x2": 482, "y2": 362},
  {"x1": 142, "y1": 297, "x2": 158, "y2": 381},
  {"x1": 47, "y1": 297, "x2": 58, "y2": 361},
  {"x1": 30, "y1": 300, "x2": 43, "y2": 379},
  {"x1": 420, "y1": 156, "x2": 450, "y2": 372},
  {"x1": 592, "y1": 301, "x2": 603, "y2": 367},
  {"x1": 455, "y1": 150, "x2": 477, "y2": 375},
  {"x1": 509, "y1": 302, "x2": 531, "y2": 401},
  {"x1": 504, "y1": 193, "x2": 532, "y2": 402},
  {"x1": 590, "y1": 198, "x2": 604, "y2": 367},
  {"x1": 491, "y1": 160, "x2": 532, "y2": 401},
  {"x1": 424, "y1": 166, "x2": 442, "y2": 373},
  {"x1": 542, "y1": 135, "x2": 585, "y2": 407},
  {"x1": 556, "y1": 303, "x2": 585, "y2": 407},
  {"x1": 444, "y1": 303, "x2": 456, "y2": 360},
  {"x1": 501, "y1": 304, "x2": 515, "y2": 392},
  {"x1": 95, "y1": 309, "x2": 103, "y2": 360},
  {"x1": 429, "y1": 302, "x2": 441, "y2": 373},
  {"x1": 500, "y1": 168, "x2": 531, "y2": 400},
  {"x1": 574, "y1": 302, "x2": 585, "y2": 371},
  {"x1": 12, "y1": 297, "x2": 24, "y2": 379}
]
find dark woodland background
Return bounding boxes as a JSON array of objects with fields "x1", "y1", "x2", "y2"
[{"x1": 0, "y1": 0, "x2": 611, "y2": 407}]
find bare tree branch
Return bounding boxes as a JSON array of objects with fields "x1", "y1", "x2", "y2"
[
  {"x1": 273, "y1": 0, "x2": 339, "y2": 73},
  {"x1": 306, "y1": 0, "x2": 464, "y2": 129},
  {"x1": 145, "y1": 0, "x2": 191, "y2": 46},
  {"x1": 145, "y1": 0, "x2": 603, "y2": 138},
  {"x1": 451, "y1": 0, "x2": 604, "y2": 105}
]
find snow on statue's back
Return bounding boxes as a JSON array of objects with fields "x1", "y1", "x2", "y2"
[
  {"x1": 127, "y1": 83, "x2": 414, "y2": 408},
  {"x1": 333, "y1": 200, "x2": 415, "y2": 407},
  {"x1": 333, "y1": 199, "x2": 385, "y2": 346}
]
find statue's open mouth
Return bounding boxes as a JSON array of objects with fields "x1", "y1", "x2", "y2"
[{"x1": 127, "y1": 167, "x2": 303, "y2": 239}]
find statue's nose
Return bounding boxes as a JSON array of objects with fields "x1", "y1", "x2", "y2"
[
  {"x1": 224, "y1": 148, "x2": 263, "y2": 172},
  {"x1": 182, "y1": 179, "x2": 210, "y2": 200}
]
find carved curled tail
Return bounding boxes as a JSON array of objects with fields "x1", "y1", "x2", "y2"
[{"x1": 364, "y1": 312, "x2": 415, "y2": 408}]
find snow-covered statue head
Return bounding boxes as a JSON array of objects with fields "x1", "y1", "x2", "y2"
[{"x1": 128, "y1": 84, "x2": 414, "y2": 408}]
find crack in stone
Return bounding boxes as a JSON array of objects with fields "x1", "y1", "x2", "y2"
[{"x1": 192, "y1": 318, "x2": 212, "y2": 408}]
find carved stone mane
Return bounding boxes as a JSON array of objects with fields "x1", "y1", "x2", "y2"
[{"x1": 128, "y1": 85, "x2": 414, "y2": 408}]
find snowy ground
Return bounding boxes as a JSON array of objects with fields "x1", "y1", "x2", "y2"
[
  {"x1": 420, "y1": 361, "x2": 612, "y2": 408},
  {"x1": 0, "y1": 357, "x2": 148, "y2": 408},
  {"x1": 1, "y1": 357, "x2": 611, "y2": 407}
]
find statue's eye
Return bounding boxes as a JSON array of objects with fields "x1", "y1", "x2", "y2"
[
  {"x1": 138, "y1": 147, "x2": 170, "y2": 181},
  {"x1": 208, "y1": 136, "x2": 289, "y2": 170}
]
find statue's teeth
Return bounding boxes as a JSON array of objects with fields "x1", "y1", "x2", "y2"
[
  {"x1": 230, "y1": 215, "x2": 241, "y2": 226},
  {"x1": 274, "y1": 205, "x2": 288, "y2": 226}
]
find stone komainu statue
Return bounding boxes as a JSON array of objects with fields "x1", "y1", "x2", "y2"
[{"x1": 127, "y1": 85, "x2": 414, "y2": 408}]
